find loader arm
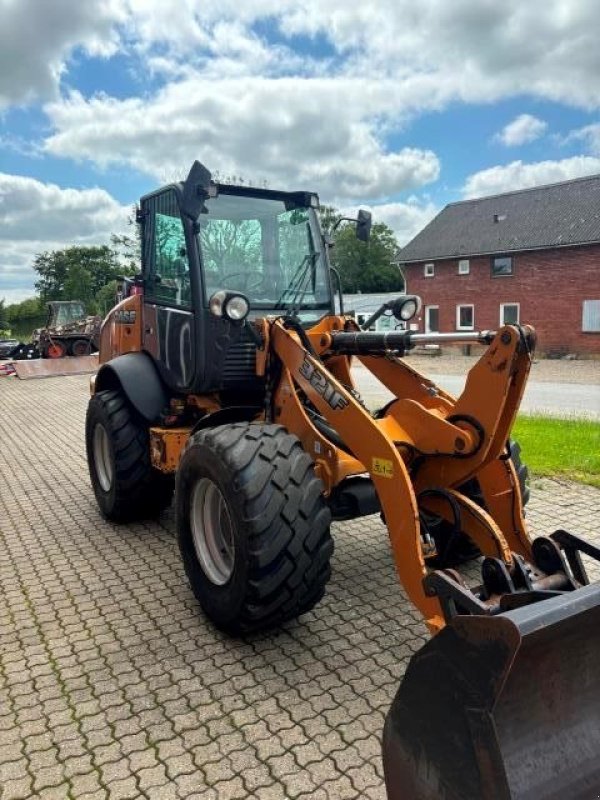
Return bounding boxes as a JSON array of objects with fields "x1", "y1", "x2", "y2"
[
  {"x1": 270, "y1": 318, "x2": 534, "y2": 632},
  {"x1": 272, "y1": 317, "x2": 600, "y2": 800}
]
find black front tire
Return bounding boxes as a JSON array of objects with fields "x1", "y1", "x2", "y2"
[
  {"x1": 176, "y1": 422, "x2": 333, "y2": 634},
  {"x1": 86, "y1": 389, "x2": 173, "y2": 521}
]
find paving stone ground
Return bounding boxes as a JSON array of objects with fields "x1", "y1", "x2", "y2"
[{"x1": 1, "y1": 375, "x2": 599, "y2": 799}]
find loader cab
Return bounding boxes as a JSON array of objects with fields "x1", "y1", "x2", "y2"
[
  {"x1": 47, "y1": 301, "x2": 87, "y2": 328},
  {"x1": 138, "y1": 163, "x2": 335, "y2": 397}
]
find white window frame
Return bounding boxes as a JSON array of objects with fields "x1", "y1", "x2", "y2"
[
  {"x1": 500, "y1": 302, "x2": 520, "y2": 326},
  {"x1": 582, "y1": 299, "x2": 600, "y2": 332},
  {"x1": 425, "y1": 305, "x2": 439, "y2": 333},
  {"x1": 456, "y1": 304, "x2": 474, "y2": 330},
  {"x1": 424, "y1": 262, "x2": 435, "y2": 277},
  {"x1": 458, "y1": 259, "x2": 470, "y2": 275}
]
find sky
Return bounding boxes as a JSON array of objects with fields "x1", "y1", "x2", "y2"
[{"x1": 2, "y1": 0, "x2": 600, "y2": 303}]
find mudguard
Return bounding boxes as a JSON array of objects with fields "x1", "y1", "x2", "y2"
[{"x1": 95, "y1": 352, "x2": 168, "y2": 422}]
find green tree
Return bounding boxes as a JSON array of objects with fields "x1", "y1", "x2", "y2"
[
  {"x1": 93, "y1": 280, "x2": 120, "y2": 317},
  {"x1": 33, "y1": 245, "x2": 133, "y2": 310},
  {"x1": 111, "y1": 205, "x2": 142, "y2": 273},
  {"x1": 317, "y1": 205, "x2": 342, "y2": 236},
  {"x1": 318, "y1": 204, "x2": 403, "y2": 293},
  {"x1": 0, "y1": 299, "x2": 9, "y2": 333},
  {"x1": 5, "y1": 296, "x2": 44, "y2": 323}
]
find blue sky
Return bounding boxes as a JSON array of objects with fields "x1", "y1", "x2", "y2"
[{"x1": 2, "y1": 0, "x2": 600, "y2": 302}]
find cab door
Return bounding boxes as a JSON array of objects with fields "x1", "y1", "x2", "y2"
[{"x1": 141, "y1": 189, "x2": 196, "y2": 392}]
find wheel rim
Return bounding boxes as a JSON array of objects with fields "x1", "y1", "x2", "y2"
[
  {"x1": 93, "y1": 423, "x2": 113, "y2": 492},
  {"x1": 72, "y1": 340, "x2": 89, "y2": 356},
  {"x1": 47, "y1": 343, "x2": 64, "y2": 358},
  {"x1": 190, "y1": 478, "x2": 235, "y2": 586}
]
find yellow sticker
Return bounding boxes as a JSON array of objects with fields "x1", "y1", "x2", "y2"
[{"x1": 372, "y1": 457, "x2": 394, "y2": 478}]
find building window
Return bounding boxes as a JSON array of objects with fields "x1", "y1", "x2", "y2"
[
  {"x1": 356, "y1": 313, "x2": 376, "y2": 331},
  {"x1": 458, "y1": 259, "x2": 470, "y2": 275},
  {"x1": 500, "y1": 303, "x2": 520, "y2": 325},
  {"x1": 424, "y1": 262, "x2": 435, "y2": 277},
  {"x1": 492, "y1": 256, "x2": 513, "y2": 277},
  {"x1": 425, "y1": 305, "x2": 439, "y2": 333},
  {"x1": 582, "y1": 299, "x2": 600, "y2": 332},
  {"x1": 456, "y1": 304, "x2": 474, "y2": 330}
]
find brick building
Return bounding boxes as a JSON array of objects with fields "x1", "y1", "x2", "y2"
[{"x1": 398, "y1": 175, "x2": 600, "y2": 357}]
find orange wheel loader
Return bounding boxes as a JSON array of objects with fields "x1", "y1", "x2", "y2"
[{"x1": 86, "y1": 161, "x2": 600, "y2": 800}]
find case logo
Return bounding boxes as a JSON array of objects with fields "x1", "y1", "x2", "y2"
[{"x1": 114, "y1": 310, "x2": 136, "y2": 324}]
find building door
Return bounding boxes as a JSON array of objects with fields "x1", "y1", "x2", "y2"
[{"x1": 425, "y1": 305, "x2": 439, "y2": 333}]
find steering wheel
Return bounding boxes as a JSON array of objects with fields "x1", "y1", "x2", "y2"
[{"x1": 219, "y1": 270, "x2": 264, "y2": 292}]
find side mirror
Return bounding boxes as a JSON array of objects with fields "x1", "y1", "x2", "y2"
[
  {"x1": 181, "y1": 160, "x2": 215, "y2": 220},
  {"x1": 356, "y1": 209, "x2": 372, "y2": 243}
]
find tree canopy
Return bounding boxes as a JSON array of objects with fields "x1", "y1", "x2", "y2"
[
  {"x1": 319, "y1": 206, "x2": 403, "y2": 294},
  {"x1": 34, "y1": 245, "x2": 125, "y2": 302},
  {"x1": 2, "y1": 296, "x2": 44, "y2": 324},
  {"x1": 0, "y1": 299, "x2": 9, "y2": 333}
]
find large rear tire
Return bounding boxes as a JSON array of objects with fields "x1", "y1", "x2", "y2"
[
  {"x1": 86, "y1": 389, "x2": 173, "y2": 521},
  {"x1": 176, "y1": 422, "x2": 333, "y2": 633}
]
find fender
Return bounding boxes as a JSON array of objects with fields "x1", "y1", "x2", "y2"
[
  {"x1": 95, "y1": 352, "x2": 168, "y2": 422},
  {"x1": 191, "y1": 405, "x2": 262, "y2": 433}
]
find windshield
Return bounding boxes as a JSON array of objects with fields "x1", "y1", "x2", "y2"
[
  {"x1": 50, "y1": 302, "x2": 86, "y2": 326},
  {"x1": 198, "y1": 192, "x2": 332, "y2": 322}
]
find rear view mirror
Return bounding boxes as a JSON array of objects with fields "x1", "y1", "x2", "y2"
[
  {"x1": 181, "y1": 160, "x2": 214, "y2": 220},
  {"x1": 356, "y1": 209, "x2": 372, "y2": 242}
]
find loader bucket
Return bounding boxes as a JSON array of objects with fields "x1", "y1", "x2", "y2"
[{"x1": 383, "y1": 583, "x2": 600, "y2": 800}]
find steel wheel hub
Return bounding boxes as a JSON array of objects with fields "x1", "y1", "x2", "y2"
[
  {"x1": 93, "y1": 423, "x2": 113, "y2": 493},
  {"x1": 190, "y1": 478, "x2": 235, "y2": 586}
]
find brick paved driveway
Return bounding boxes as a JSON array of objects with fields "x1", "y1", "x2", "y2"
[{"x1": 1, "y1": 375, "x2": 599, "y2": 799}]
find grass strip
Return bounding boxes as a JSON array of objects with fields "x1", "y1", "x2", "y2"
[{"x1": 513, "y1": 414, "x2": 600, "y2": 488}]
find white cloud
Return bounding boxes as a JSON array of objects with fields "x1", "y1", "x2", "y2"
[
  {"x1": 496, "y1": 114, "x2": 547, "y2": 146},
  {"x1": 5, "y1": 1, "x2": 600, "y2": 115},
  {"x1": 0, "y1": 0, "x2": 124, "y2": 107},
  {"x1": 562, "y1": 122, "x2": 600, "y2": 155},
  {"x1": 0, "y1": 173, "x2": 130, "y2": 301},
  {"x1": 43, "y1": 80, "x2": 440, "y2": 204},
  {"x1": 353, "y1": 199, "x2": 438, "y2": 245},
  {"x1": 278, "y1": 1, "x2": 600, "y2": 109},
  {"x1": 462, "y1": 156, "x2": 600, "y2": 198}
]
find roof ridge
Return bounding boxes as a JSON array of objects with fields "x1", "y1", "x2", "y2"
[{"x1": 448, "y1": 172, "x2": 600, "y2": 207}]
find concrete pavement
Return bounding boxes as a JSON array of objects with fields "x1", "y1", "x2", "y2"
[
  {"x1": 1, "y1": 375, "x2": 599, "y2": 799},
  {"x1": 352, "y1": 360, "x2": 600, "y2": 418}
]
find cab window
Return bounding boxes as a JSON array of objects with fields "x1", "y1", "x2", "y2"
[{"x1": 144, "y1": 190, "x2": 192, "y2": 308}]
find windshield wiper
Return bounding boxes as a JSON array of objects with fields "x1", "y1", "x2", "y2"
[{"x1": 275, "y1": 253, "x2": 319, "y2": 318}]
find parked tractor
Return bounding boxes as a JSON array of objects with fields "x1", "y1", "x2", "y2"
[
  {"x1": 85, "y1": 162, "x2": 600, "y2": 799},
  {"x1": 33, "y1": 300, "x2": 101, "y2": 358}
]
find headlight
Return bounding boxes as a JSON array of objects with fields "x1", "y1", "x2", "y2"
[
  {"x1": 399, "y1": 299, "x2": 418, "y2": 320},
  {"x1": 209, "y1": 290, "x2": 227, "y2": 317},
  {"x1": 392, "y1": 295, "x2": 422, "y2": 322},
  {"x1": 209, "y1": 290, "x2": 250, "y2": 323},
  {"x1": 224, "y1": 294, "x2": 250, "y2": 322}
]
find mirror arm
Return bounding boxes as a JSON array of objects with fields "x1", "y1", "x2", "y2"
[
  {"x1": 330, "y1": 267, "x2": 344, "y2": 315},
  {"x1": 361, "y1": 305, "x2": 387, "y2": 331}
]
